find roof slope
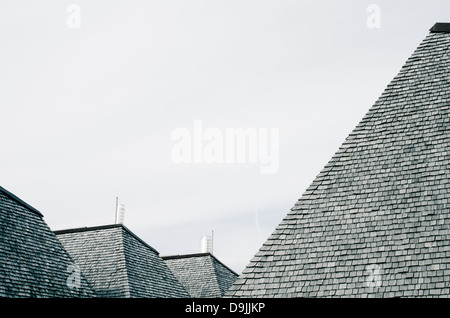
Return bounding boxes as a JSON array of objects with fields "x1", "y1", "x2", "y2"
[
  {"x1": 226, "y1": 24, "x2": 450, "y2": 298},
  {"x1": 54, "y1": 224, "x2": 189, "y2": 298},
  {"x1": 162, "y1": 253, "x2": 238, "y2": 298},
  {"x1": 0, "y1": 186, "x2": 95, "y2": 297}
]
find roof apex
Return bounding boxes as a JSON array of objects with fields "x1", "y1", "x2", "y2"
[{"x1": 429, "y1": 22, "x2": 450, "y2": 33}]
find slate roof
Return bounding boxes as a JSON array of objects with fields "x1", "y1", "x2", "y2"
[
  {"x1": 162, "y1": 253, "x2": 238, "y2": 298},
  {"x1": 226, "y1": 23, "x2": 450, "y2": 298},
  {"x1": 54, "y1": 224, "x2": 189, "y2": 298},
  {"x1": 0, "y1": 186, "x2": 95, "y2": 297}
]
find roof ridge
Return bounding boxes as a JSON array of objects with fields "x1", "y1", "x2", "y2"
[
  {"x1": 120, "y1": 227, "x2": 190, "y2": 297},
  {"x1": 161, "y1": 252, "x2": 211, "y2": 260},
  {"x1": 208, "y1": 254, "x2": 241, "y2": 296},
  {"x1": 162, "y1": 252, "x2": 239, "y2": 276},
  {"x1": 430, "y1": 22, "x2": 450, "y2": 33},
  {"x1": 54, "y1": 223, "x2": 160, "y2": 254},
  {"x1": 120, "y1": 224, "x2": 160, "y2": 254},
  {"x1": 118, "y1": 226, "x2": 132, "y2": 298},
  {"x1": 54, "y1": 223, "x2": 122, "y2": 234},
  {"x1": 206, "y1": 254, "x2": 223, "y2": 297},
  {"x1": 208, "y1": 254, "x2": 239, "y2": 277}
]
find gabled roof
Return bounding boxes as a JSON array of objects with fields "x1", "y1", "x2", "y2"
[
  {"x1": 0, "y1": 186, "x2": 95, "y2": 297},
  {"x1": 226, "y1": 23, "x2": 450, "y2": 298},
  {"x1": 162, "y1": 253, "x2": 238, "y2": 298},
  {"x1": 54, "y1": 224, "x2": 189, "y2": 298}
]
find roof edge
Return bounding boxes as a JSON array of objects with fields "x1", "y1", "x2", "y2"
[
  {"x1": 54, "y1": 223, "x2": 160, "y2": 254},
  {"x1": 162, "y1": 252, "x2": 239, "y2": 277},
  {"x1": 209, "y1": 254, "x2": 239, "y2": 277},
  {"x1": 53, "y1": 223, "x2": 122, "y2": 234},
  {"x1": 0, "y1": 185, "x2": 43, "y2": 217},
  {"x1": 120, "y1": 224, "x2": 160, "y2": 255},
  {"x1": 162, "y1": 252, "x2": 212, "y2": 260},
  {"x1": 429, "y1": 22, "x2": 450, "y2": 33}
]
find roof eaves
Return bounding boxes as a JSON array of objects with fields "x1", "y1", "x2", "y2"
[{"x1": 0, "y1": 185, "x2": 43, "y2": 217}]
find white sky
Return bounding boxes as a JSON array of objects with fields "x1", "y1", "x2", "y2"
[{"x1": 1, "y1": 0, "x2": 449, "y2": 274}]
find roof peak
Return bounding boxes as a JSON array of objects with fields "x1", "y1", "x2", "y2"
[{"x1": 430, "y1": 22, "x2": 450, "y2": 33}]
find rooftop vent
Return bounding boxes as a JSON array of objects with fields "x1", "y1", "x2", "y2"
[
  {"x1": 115, "y1": 197, "x2": 125, "y2": 224},
  {"x1": 200, "y1": 232, "x2": 213, "y2": 254}
]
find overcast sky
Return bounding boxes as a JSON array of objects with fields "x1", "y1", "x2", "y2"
[{"x1": 1, "y1": 0, "x2": 449, "y2": 274}]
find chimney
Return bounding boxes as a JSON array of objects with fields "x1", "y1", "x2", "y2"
[{"x1": 115, "y1": 197, "x2": 125, "y2": 224}]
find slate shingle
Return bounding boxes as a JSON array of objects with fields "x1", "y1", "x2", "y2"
[
  {"x1": 162, "y1": 253, "x2": 238, "y2": 298},
  {"x1": 0, "y1": 186, "x2": 95, "y2": 297},
  {"x1": 226, "y1": 23, "x2": 450, "y2": 298},
  {"x1": 54, "y1": 224, "x2": 189, "y2": 298}
]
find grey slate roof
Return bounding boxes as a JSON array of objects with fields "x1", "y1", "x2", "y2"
[
  {"x1": 162, "y1": 253, "x2": 238, "y2": 298},
  {"x1": 226, "y1": 23, "x2": 450, "y2": 298},
  {"x1": 54, "y1": 224, "x2": 189, "y2": 298},
  {"x1": 0, "y1": 186, "x2": 95, "y2": 297}
]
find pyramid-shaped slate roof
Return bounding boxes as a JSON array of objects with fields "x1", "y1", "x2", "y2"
[
  {"x1": 0, "y1": 186, "x2": 95, "y2": 297},
  {"x1": 226, "y1": 23, "x2": 450, "y2": 298},
  {"x1": 54, "y1": 224, "x2": 189, "y2": 298},
  {"x1": 162, "y1": 253, "x2": 238, "y2": 298}
]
